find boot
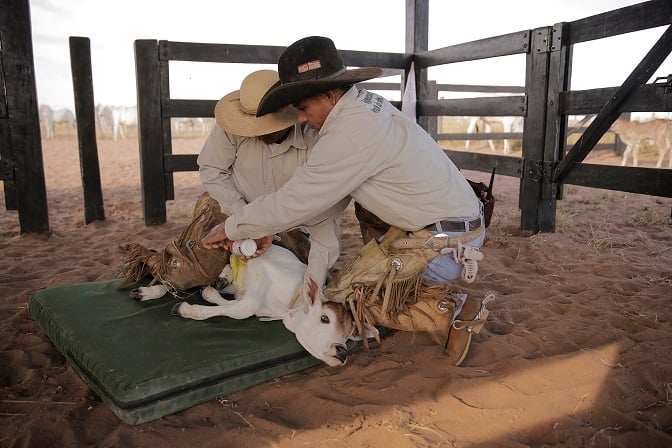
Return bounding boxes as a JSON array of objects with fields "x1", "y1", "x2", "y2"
[
  {"x1": 445, "y1": 295, "x2": 490, "y2": 366},
  {"x1": 363, "y1": 296, "x2": 459, "y2": 346},
  {"x1": 355, "y1": 291, "x2": 490, "y2": 366}
]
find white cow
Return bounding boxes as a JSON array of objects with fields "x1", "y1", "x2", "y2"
[
  {"x1": 98, "y1": 105, "x2": 138, "y2": 140},
  {"x1": 172, "y1": 117, "x2": 211, "y2": 136},
  {"x1": 134, "y1": 244, "x2": 363, "y2": 367},
  {"x1": 465, "y1": 116, "x2": 524, "y2": 154},
  {"x1": 611, "y1": 118, "x2": 672, "y2": 168},
  {"x1": 39, "y1": 104, "x2": 76, "y2": 138}
]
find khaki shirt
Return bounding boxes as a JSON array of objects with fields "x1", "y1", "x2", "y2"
[
  {"x1": 225, "y1": 86, "x2": 479, "y2": 239},
  {"x1": 198, "y1": 124, "x2": 316, "y2": 215},
  {"x1": 198, "y1": 124, "x2": 342, "y2": 286}
]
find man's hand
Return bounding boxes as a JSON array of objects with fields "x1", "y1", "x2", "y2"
[
  {"x1": 202, "y1": 223, "x2": 229, "y2": 249},
  {"x1": 252, "y1": 235, "x2": 274, "y2": 258},
  {"x1": 202, "y1": 224, "x2": 275, "y2": 259},
  {"x1": 233, "y1": 235, "x2": 274, "y2": 259}
]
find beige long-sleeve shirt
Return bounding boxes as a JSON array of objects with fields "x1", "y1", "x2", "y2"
[
  {"x1": 225, "y1": 87, "x2": 479, "y2": 243},
  {"x1": 197, "y1": 123, "x2": 343, "y2": 287}
]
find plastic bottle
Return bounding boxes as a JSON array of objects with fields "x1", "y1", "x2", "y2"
[{"x1": 228, "y1": 239, "x2": 257, "y2": 257}]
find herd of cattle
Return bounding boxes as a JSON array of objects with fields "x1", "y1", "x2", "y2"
[{"x1": 38, "y1": 104, "x2": 214, "y2": 140}]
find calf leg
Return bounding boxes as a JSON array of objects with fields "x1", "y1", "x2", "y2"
[
  {"x1": 130, "y1": 284, "x2": 168, "y2": 301},
  {"x1": 654, "y1": 135, "x2": 669, "y2": 168},
  {"x1": 632, "y1": 143, "x2": 640, "y2": 167},
  {"x1": 621, "y1": 144, "x2": 632, "y2": 166},
  {"x1": 172, "y1": 298, "x2": 257, "y2": 320},
  {"x1": 213, "y1": 264, "x2": 235, "y2": 293},
  {"x1": 201, "y1": 285, "x2": 234, "y2": 306}
]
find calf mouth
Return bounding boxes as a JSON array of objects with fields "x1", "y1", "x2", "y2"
[{"x1": 334, "y1": 344, "x2": 349, "y2": 364}]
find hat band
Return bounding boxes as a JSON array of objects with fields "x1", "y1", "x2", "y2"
[
  {"x1": 239, "y1": 103, "x2": 257, "y2": 116},
  {"x1": 288, "y1": 66, "x2": 347, "y2": 84}
]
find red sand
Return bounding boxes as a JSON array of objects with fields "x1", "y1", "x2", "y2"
[{"x1": 1, "y1": 136, "x2": 671, "y2": 447}]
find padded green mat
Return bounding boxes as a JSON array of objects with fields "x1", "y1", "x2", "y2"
[{"x1": 27, "y1": 279, "x2": 325, "y2": 425}]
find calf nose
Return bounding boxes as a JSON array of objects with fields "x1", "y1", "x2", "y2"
[{"x1": 335, "y1": 344, "x2": 349, "y2": 363}]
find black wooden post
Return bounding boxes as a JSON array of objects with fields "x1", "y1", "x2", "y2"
[
  {"x1": 539, "y1": 23, "x2": 572, "y2": 218},
  {"x1": 0, "y1": 47, "x2": 17, "y2": 210},
  {"x1": 158, "y1": 41, "x2": 175, "y2": 202},
  {"x1": 135, "y1": 39, "x2": 166, "y2": 225},
  {"x1": 405, "y1": 0, "x2": 429, "y2": 130},
  {"x1": 69, "y1": 36, "x2": 105, "y2": 224},
  {"x1": 427, "y1": 80, "x2": 438, "y2": 139},
  {"x1": 0, "y1": 0, "x2": 49, "y2": 234},
  {"x1": 519, "y1": 27, "x2": 553, "y2": 233}
]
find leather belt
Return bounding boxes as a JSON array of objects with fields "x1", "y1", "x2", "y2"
[{"x1": 425, "y1": 216, "x2": 483, "y2": 233}]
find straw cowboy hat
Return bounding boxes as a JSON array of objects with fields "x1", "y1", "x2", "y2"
[
  {"x1": 214, "y1": 70, "x2": 297, "y2": 137},
  {"x1": 256, "y1": 36, "x2": 383, "y2": 116}
]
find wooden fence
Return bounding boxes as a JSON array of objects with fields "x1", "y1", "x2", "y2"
[
  {"x1": 2, "y1": 0, "x2": 671, "y2": 234},
  {"x1": 133, "y1": 0, "x2": 671, "y2": 232}
]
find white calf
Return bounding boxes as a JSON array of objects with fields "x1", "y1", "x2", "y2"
[
  {"x1": 39, "y1": 104, "x2": 76, "y2": 138},
  {"x1": 611, "y1": 118, "x2": 672, "y2": 168},
  {"x1": 465, "y1": 116, "x2": 523, "y2": 154},
  {"x1": 98, "y1": 105, "x2": 138, "y2": 140},
  {"x1": 164, "y1": 244, "x2": 356, "y2": 367}
]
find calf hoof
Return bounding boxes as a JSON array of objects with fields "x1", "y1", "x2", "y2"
[
  {"x1": 171, "y1": 302, "x2": 185, "y2": 316},
  {"x1": 129, "y1": 288, "x2": 142, "y2": 301},
  {"x1": 214, "y1": 277, "x2": 230, "y2": 292}
]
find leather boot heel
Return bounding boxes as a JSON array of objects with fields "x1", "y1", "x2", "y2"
[{"x1": 445, "y1": 297, "x2": 490, "y2": 366}]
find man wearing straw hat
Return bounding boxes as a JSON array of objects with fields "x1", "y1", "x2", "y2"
[
  {"x1": 202, "y1": 37, "x2": 491, "y2": 366},
  {"x1": 198, "y1": 69, "x2": 347, "y2": 286},
  {"x1": 122, "y1": 69, "x2": 345, "y2": 297}
]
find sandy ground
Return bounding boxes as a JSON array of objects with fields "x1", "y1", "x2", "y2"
[{"x1": 1, "y1": 135, "x2": 671, "y2": 447}]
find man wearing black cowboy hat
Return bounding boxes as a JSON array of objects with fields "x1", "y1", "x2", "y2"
[
  {"x1": 198, "y1": 69, "x2": 347, "y2": 286},
  {"x1": 203, "y1": 36, "x2": 490, "y2": 366}
]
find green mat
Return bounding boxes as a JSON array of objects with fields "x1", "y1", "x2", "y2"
[{"x1": 27, "y1": 279, "x2": 325, "y2": 425}]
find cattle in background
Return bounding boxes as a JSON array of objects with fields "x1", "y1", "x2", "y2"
[
  {"x1": 611, "y1": 118, "x2": 672, "y2": 168},
  {"x1": 98, "y1": 105, "x2": 138, "y2": 140},
  {"x1": 171, "y1": 117, "x2": 214, "y2": 137},
  {"x1": 39, "y1": 104, "x2": 76, "y2": 138},
  {"x1": 465, "y1": 116, "x2": 524, "y2": 154}
]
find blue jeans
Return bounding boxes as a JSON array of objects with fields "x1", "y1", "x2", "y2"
[{"x1": 423, "y1": 229, "x2": 485, "y2": 285}]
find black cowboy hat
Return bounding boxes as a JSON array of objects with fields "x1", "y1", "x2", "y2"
[{"x1": 256, "y1": 36, "x2": 383, "y2": 116}]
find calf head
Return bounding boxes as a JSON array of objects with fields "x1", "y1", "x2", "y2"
[
  {"x1": 119, "y1": 192, "x2": 230, "y2": 293},
  {"x1": 284, "y1": 279, "x2": 354, "y2": 367}
]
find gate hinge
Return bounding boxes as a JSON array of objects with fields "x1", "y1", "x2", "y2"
[
  {"x1": 534, "y1": 27, "x2": 553, "y2": 54},
  {"x1": 551, "y1": 24, "x2": 563, "y2": 52},
  {"x1": 524, "y1": 159, "x2": 554, "y2": 183},
  {"x1": 653, "y1": 74, "x2": 672, "y2": 95},
  {"x1": 524, "y1": 159, "x2": 557, "y2": 200}
]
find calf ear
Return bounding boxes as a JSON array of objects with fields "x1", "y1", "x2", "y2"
[{"x1": 305, "y1": 277, "x2": 319, "y2": 305}]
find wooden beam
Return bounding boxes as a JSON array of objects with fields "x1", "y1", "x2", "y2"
[
  {"x1": 160, "y1": 40, "x2": 408, "y2": 69},
  {"x1": 406, "y1": 0, "x2": 429, "y2": 130},
  {"x1": 69, "y1": 36, "x2": 105, "y2": 224},
  {"x1": 563, "y1": 164, "x2": 672, "y2": 197},
  {"x1": 414, "y1": 31, "x2": 530, "y2": 68},
  {"x1": 519, "y1": 26, "x2": 560, "y2": 233},
  {"x1": 164, "y1": 154, "x2": 198, "y2": 172},
  {"x1": 135, "y1": 40, "x2": 167, "y2": 225},
  {"x1": 1, "y1": 0, "x2": 49, "y2": 233},
  {"x1": 419, "y1": 95, "x2": 526, "y2": 117},
  {"x1": 569, "y1": 0, "x2": 672, "y2": 44},
  {"x1": 560, "y1": 84, "x2": 672, "y2": 115},
  {"x1": 443, "y1": 150, "x2": 522, "y2": 178},
  {"x1": 162, "y1": 99, "x2": 217, "y2": 118}
]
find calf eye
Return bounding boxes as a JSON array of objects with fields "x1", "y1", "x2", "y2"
[{"x1": 320, "y1": 315, "x2": 330, "y2": 324}]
